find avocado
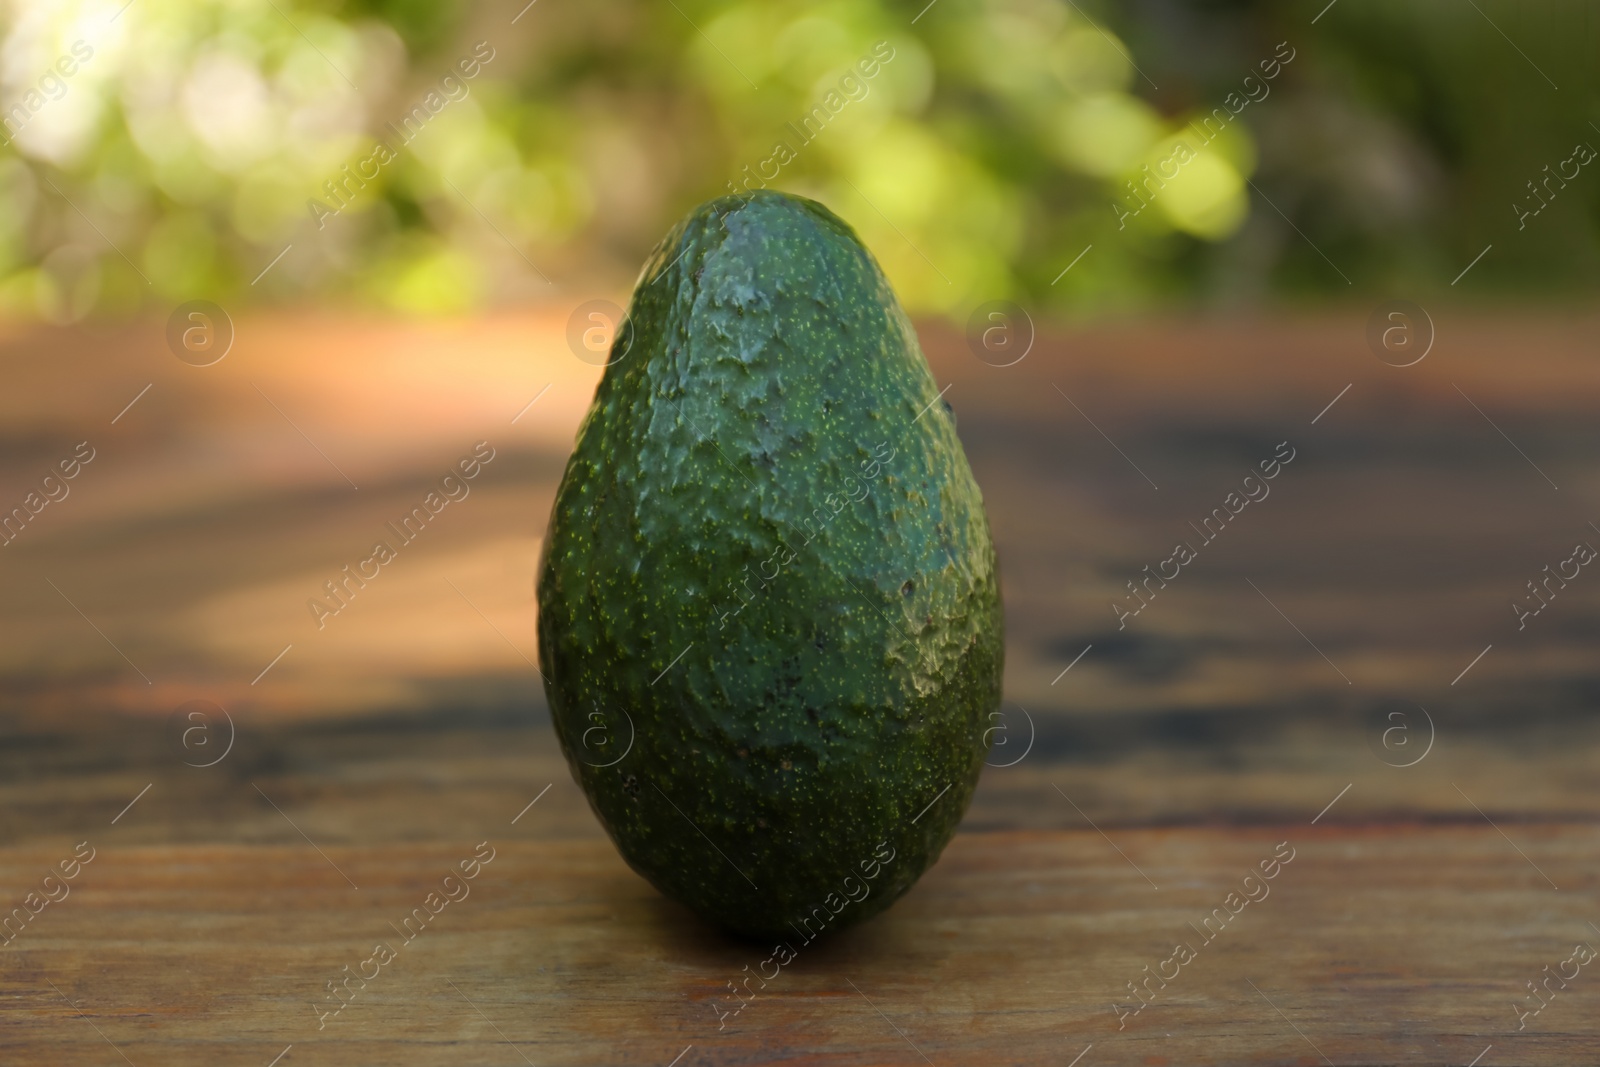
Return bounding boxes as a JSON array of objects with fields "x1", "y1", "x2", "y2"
[{"x1": 536, "y1": 190, "x2": 1003, "y2": 940}]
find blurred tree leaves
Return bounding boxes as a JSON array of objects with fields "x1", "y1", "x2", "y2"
[{"x1": 0, "y1": 0, "x2": 1594, "y2": 321}]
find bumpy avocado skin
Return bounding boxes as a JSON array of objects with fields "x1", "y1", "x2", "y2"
[{"x1": 537, "y1": 191, "x2": 1002, "y2": 940}]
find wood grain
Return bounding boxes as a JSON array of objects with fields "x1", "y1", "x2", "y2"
[
  {"x1": 2, "y1": 824, "x2": 1595, "y2": 1066},
  {"x1": 2, "y1": 311, "x2": 1598, "y2": 1064}
]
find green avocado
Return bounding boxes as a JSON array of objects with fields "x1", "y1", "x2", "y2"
[{"x1": 536, "y1": 190, "x2": 1002, "y2": 940}]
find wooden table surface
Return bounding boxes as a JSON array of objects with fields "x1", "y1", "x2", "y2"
[{"x1": 1, "y1": 309, "x2": 1597, "y2": 1065}]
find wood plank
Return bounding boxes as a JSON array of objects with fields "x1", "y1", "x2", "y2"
[
  {"x1": 2, "y1": 826, "x2": 1594, "y2": 1066},
  {"x1": 3, "y1": 312, "x2": 1598, "y2": 1065}
]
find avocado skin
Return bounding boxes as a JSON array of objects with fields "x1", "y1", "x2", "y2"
[{"x1": 537, "y1": 190, "x2": 1002, "y2": 939}]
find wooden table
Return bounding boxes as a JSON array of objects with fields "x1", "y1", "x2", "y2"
[{"x1": 2, "y1": 310, "x2": 1597, "y2": 1065}]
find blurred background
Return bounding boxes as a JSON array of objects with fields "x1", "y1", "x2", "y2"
[
  {"x1": 3, "y1": 3, "x2": 1600, "y2": 1063},
  {"x1": 2, "y1": 0, "x2": 1598, "y2": 320},
  {"x1": 2, "y1": 0, "x2": 1597, "y2": 836}
]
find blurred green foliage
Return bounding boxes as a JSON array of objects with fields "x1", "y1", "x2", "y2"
[{"x1": 0, "y1": 0, "x2": 1595, "y2": 321}]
